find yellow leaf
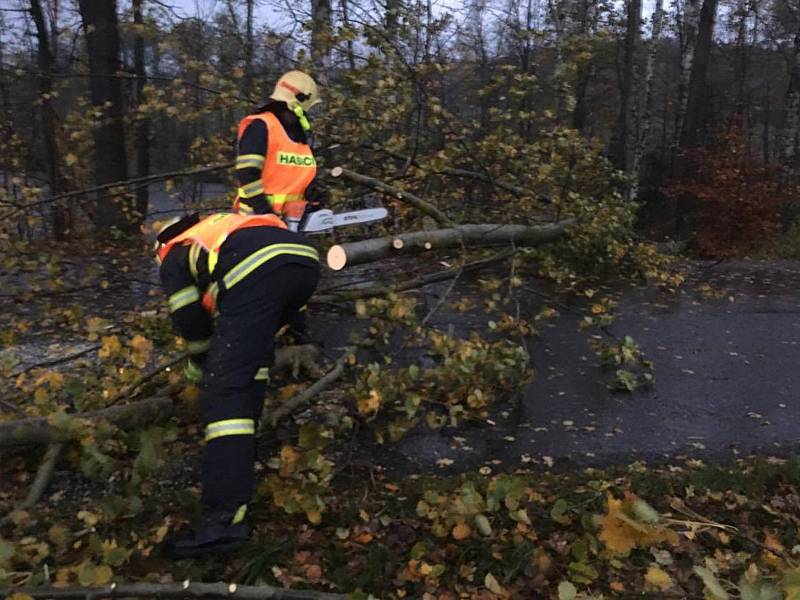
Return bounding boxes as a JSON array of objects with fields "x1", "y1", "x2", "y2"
[
  {"x1": 452, "y1": 523, "x2": 472, "y2": 540},
  {"x1": 65, "y1": 153, "x2": 78, "y2": 166},
  {"x1": 129, "y1": 334, "x2": 153, "y2": 368},
  {"x1": 94, "y1": 565, "x2": 113, "y2": 585},
  {"x1": 98, "y1": 336, "x2": 122, "y2": 360},
  {"x1": 644, "y1": 566, "x2": 673, "y2": 591},
  {"x1": 599, "y1": 494, "x2": 678, "y2": 556},
  {"x1": 357, "y1": 389, "x2": 381, "y2": 415},
  {"x1": 279, "y1": 445, "x2": 299, "y2": 476},
  {"x1": 485, "y1": 572, "x2": 506, "y2": 595},
  {"x1": 7, "y1": 594, "x2": 34, "y2": 600}
]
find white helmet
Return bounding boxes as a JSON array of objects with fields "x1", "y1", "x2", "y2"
[{"x1": 269, "y1": 70, "x2": 321, "y2": 112}]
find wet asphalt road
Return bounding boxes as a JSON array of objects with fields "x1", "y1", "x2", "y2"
[{"x1": 349, "y1": 260, "x2": 800, "y2": 474}]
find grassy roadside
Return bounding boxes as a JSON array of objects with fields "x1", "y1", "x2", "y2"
[{"x1": 4, "y1": 455, "x2": 800, "y2": 599}]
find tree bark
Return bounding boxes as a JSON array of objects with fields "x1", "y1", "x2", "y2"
[
  {"x1": 630, "y1": 0, "x2": 665, "y2": 201},
  {"x1": 613, "y1": 0, "x2": 642, "y2": 180},
  {"x1": 77, "y1": 0, "x2": 133, "y2": 235},
  {"x1": 310, "y1": 0, "x2": 332, "y2": 76},
  {"x1": 326, "y1": 221, "x2": 574, "y2": 270},
  {"x1": 674, "y1": 0, "x2": 702, "y2": 150},
  {"x1": 241, "y1": 0, "x2": 254, "y2": 93},
  {"x1": 0, "y1": 583, "x2": 344, "y2": 600},
  {"x1": 0, "y1": 396, "x2": 174, "y2": 448},
  {"x1": 680, "y1": 0, "x2": 720, "y2": 148},
  {"x1": 782, "y1": 27, "x2": 800, "y2": 164},
  {"x1": 29, "y1": 0, "x2": 67, "y2": 239},
  {"x1": 132, "y1": 0, "x2": 149, "y2": 221}
]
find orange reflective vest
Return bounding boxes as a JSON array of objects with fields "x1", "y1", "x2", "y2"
[
  {"x1": 157, "y1": 212, "x2": 287, "y2": 312},
  {"x1": 233, "y1": 112, "x2": 317, "y2": 219}
]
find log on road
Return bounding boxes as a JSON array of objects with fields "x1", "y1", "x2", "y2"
[
  {"x1": 326, "y1": 221, "x2": 574, "y2": 270},
  {"x1": 0, "y1": 396, "x2": 175, "y2": 448}
]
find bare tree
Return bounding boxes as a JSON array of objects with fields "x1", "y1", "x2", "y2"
[
  {"x1": 630, "y1": 0, "x2": 665, "y2": 200},
  {"x1": 613, "y1": 0, "x2": 643, "y2": 182},
  {"x1": 29, "y1": 0, "x2": 67, "y2": 238},
  {"x1": 310, "y1": 0, "x2": 332, "y2": 75},
  {"x1": 782, "y1": 24, "x2": 800, "y2": 164},
  {"x1": 674, "y1": 0, "x2": 702, "y2": 150},
  {"x1": 77, "y1": 0, "x2": 132, "y2": 234},
  {"x1": 132, "y1": 0, "x2": 149, "y2": 219},
  {"x1": 680, "y1": 0, "x2": 720, "y2": 147}
]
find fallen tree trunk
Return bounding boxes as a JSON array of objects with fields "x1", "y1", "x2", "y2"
[
  {"x1": 315, "y1": 249, "x2": 515, "y2": 302},
  {"x1": 0, "y1": 396, "x2": 174, "y2": 448},
  {"x1": 326, "y1": 221, "x2": 573, "y2": 270},
  {"x1": 0, "y1": 582, "x2": 344, "y2": 600}
]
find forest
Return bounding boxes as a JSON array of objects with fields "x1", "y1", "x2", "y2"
[{"x1": 2, "y1": 0, "x2": 800, "y2": 598}]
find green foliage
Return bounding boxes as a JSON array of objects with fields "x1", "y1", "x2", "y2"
[
  {"x1": 258, "y1": 423, "x2": 335, "y2": 524},
  {"x1": 353, "y1": 330, "x2": 531, "y2": 441}
]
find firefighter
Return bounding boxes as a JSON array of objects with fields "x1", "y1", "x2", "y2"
[
  {"x1": 233, "y1": 70, "x2": 328, "y2": 224},
  {"x1": 154, "y1": 211, "x2": 320, "y2": 557}
]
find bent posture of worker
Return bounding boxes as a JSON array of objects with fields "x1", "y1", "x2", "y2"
[
  {"x1": 155, "y1": 211, "x2": 320, "y2": 557},
  {"x1": 234, "y1": 70, "x2": 327, "y2": 225}
]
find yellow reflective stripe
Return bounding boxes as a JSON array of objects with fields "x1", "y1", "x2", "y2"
[
  {"x1": 255, "y1": 367, "x2": 270, "y2": 381},
  {"x1": 238, "y1": 180, "x2": 265, "y2": 199},
  {"x1": 205, "y1": 418, "x2": 255, "y2": 441},
  {"x1": 187, "y1": 338, "x2": 211, "y2": 354},
  {"x1": 235, "y1": 154, "x2": 265, "y2": 170},
  {"x1": 169, "y1": 286, "x2": 200, "y2": 312},
  {"x1": 222, "y1": 243, "x2": 319, "y2": 290},
  {"x1": 237, "y1": 202, "x2": 255, "y2": 215},
  {"x1": 189, "y1": 243, "x2": 202, "y2": 280},
  {"x1": 266, "y1": 193, "x2": 304, "y2": 204},
  {"x1": 232, "y1": 504, "x2": 248, "y2": 524}
]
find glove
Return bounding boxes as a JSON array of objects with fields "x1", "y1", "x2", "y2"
[
  {"x1": 184, "y1": 358, "x2": 203, "y2": 384},
  {"x1": 304, "y1": 180, "x2": 329, "y2": 209},
  {"x1": 272, "y1": 344, "x2": 323, "y2": 379}
]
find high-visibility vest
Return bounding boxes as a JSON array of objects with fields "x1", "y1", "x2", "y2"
[
  {"x1": 234, "y1": 112, "x2": 317, "y2": 219},
  {"x1": 157, "y1": 212, "x2": 288, "y2": 313}
]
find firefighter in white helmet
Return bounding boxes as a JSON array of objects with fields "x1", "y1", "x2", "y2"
[{"x1": 233, "y1": 71, "x2": 327, "y2": 223}]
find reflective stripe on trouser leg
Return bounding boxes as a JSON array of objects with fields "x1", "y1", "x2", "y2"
[{"x1": 205, "y1": 418, "x2": 255, "y2": 442}]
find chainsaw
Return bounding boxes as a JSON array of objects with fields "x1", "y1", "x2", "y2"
[{"x1": 287, "y1": 207, "x2": 389, "y2": 234}]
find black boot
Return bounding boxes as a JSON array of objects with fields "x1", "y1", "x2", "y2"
[{"x1": 165, "y1": 508, "x2": 249, "y2": 559}]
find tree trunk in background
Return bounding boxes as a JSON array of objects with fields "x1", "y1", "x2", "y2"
[
  {"x1": 385, "y1": 0, "x2": 402, "y2": 38},
  {"x1": 310, "y1": 0, "x2": 332, "y2": 77},
  {"x1": 77, "y1": 0, "x2": 132, "y2": 235},
  {"x1": 132, "y1": 0, "x2": 149, "y2": 221},
  {"x1": 548, "y1": 0, "x2": 566, "y2": 121},
  {"x1": 630, "y1": 0, "x2": 665, "y2": 201},
  {"x1": 674, "y1": 0, "x2": 702, "y2": 151},
  {"x1": 613, "y1": 0, "x2": 642, "y2": 185},
  {"x1": 340, "y1": 0, "x2": 356, "y2": 70},
  {"x1": 30, "y1": 0, "x2": 67, "y2": 239},
  {"x1": 572, "y1": 0, "x2": 596, "y2": 133},
  {"x1": 244, "y1": 0, "x2": 254, "y2": 92},
  {"x1": 680, "y1": 0, "x2": 719, "y2": 148},
  {"x1": 782, "y1": 28, "x2": 800, "y2": 165}
]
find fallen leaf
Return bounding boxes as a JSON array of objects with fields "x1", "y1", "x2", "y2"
[{"x1": 644, "y1": 565, "x2": 673, "y2": 591}]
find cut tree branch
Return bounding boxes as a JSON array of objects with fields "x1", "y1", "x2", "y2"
[
  {"x1": 20, "y1": 442, "x2": 63, "y2": 508},
  {"x1": 0, "y1": 396, "x2": 174, "y2": 448},
  {"x1": 326, "y1": 221, "x2": 573, "y2": 270},
  {"x1": 370, "y1": 144, "x2": 552, "y2": 204},
  {"x1": 0, "y1": 162, "x2": 233, "y2": 215},
  {"x1": 0, "y1": 582, "x2": 344, "y2": 600},
  {"x1": 327, "y1": 166, "x2": 455, "y2": 227},
  {"x1": 262, "y1": 348, "x2": 353, "y2": 430}
]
